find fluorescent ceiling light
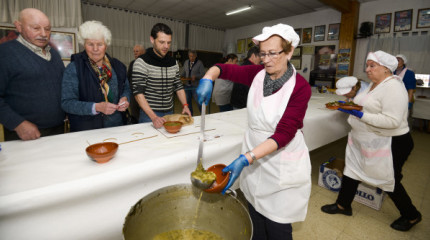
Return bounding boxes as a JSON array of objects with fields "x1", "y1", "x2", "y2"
[{"x1": 226, "y1": 5, "x2": 253, "y2": 16}]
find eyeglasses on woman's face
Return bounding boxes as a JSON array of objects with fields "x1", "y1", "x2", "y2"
[{"x1": 259, "y1": 50, "x2": 284, "y2": 59}]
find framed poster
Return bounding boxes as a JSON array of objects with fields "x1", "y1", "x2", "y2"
[
  {"x1": 394, "y1": 9, "x2": 413, "y2": 32},
  {"x1": 417, "y1": 8, "x2": 430, "y2": 28},
  {"x1": 290, "y1": 58, "x2": 301, "y2": 70},
  {"x1": 302, "y1": 27, "x2": 312, "y2": 44},
  {"x1": 314, "y1": 25, "x2": 325, "y2": 42},
  {"x1": 327, "y1": 23, "x2": 340, "y2": 40},
  {"x1": 302, "y1": 45, "x2": 314, "y2": 55},
  {"x1": 0, "y1": 26, "x2": 19, "y2": 44},
  {"x1": 294, "y1": 28, "x2": 301, "y2": 44},
  {"x1": 375, "y1": 13, "x2": 392, "y2": 34},
  {"x1": 246, "y1": 37, "x2": 255, "y2": 52},
  {"x1": 292, "y1": 46, "x2": 302, "y2": 57},
  {"x1": 50, "y1": 31, "x2": 76, "y2": 60},
  {"x1": 237, "y1": 39, "x2": 245, "y2": 54}
]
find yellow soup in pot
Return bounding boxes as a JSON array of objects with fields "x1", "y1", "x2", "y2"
[{"x1": 153, "y1": 228, "x2": 223, "y2": 240}]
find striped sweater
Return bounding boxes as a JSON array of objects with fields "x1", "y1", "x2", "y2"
[{"x1": 131, "y1": 48, "x2": 183, "y2": 112}]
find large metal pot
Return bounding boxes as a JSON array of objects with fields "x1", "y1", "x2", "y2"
[{"x1": 123, "y1": 184, "x2": 252, "y2": 239}]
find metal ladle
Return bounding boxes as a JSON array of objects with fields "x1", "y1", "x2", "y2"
[{"x1": 190, "y1": 102, "x2": 215, "y2": 189}]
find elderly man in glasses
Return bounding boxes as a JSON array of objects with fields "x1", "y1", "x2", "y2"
[{"x1": 195, "y1": 23, "x2": 311, "y2": 240}]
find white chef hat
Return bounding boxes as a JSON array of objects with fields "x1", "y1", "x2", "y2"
[
  {"x1": 366, "y1": 50, "x2": 398, "y2": 72},
  {"x1": 335, "y1": 76, "x2": 358, "y2": 95},
  {"x1": 396, "y1": 54, "x2": 407, "y2": 64},
  {"x1": 252, "y1": 23, "x2": 300, "y2": 47}
]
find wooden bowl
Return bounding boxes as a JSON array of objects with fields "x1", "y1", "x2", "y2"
[
  {"x1": 204, "y1": 164, "x2": 231, "y2": 193},
  {"x1": 86, "y1": 142, "x2": 118, "y2": 164},
  {"x1": 163, "y1": 121, "x2": 183, "y2": 134}
]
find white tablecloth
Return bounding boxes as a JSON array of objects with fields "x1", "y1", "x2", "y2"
[{"x1": 0, "y1": 93, "x2": 349, "y2": 240}]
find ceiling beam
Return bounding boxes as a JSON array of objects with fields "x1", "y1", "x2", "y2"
[{"x1": 318, "y1": 0, "x2": 352, "y2": 13}]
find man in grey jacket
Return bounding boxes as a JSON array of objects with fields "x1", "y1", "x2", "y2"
[{"x1": 180, "y1": 50, "x2": 206, "y2": 115}]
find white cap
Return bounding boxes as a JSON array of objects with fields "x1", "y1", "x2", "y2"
[
  {"x1": 366, "y1": 50, "x2": 398, "y2": 72},
  {"x1": 336, "y1": 76, "x2": 358, "y2": 95},
  {"x1": 252, "y1": 23, "x2": 300, "y2": 47},
  {"x1": 396, "y1": 54, "x2": 407, "y2": 64}
]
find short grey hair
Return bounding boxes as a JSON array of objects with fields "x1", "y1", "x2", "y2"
[{"x1": 77, "y1": 20, "x2": 112, "y2": 46}]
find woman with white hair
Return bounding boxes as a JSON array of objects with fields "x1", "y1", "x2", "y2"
[
  {"x1": 197, "y1": 23, "x2": 312, "y2": 239},
  {"x1": 321, "y1": 50, "x2": 421, "y2": 232},
  {"x1": 61, "y1": 20, "x2": 130, "y2": 132}
]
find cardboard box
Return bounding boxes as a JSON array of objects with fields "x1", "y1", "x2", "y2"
[{"x1": 318, "y1": 157, "x2": 386, "y2": 210}]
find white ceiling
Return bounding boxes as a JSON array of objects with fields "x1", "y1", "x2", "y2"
[{"x1": 82, "y1": 0, "x2": 377, "y2": 29}]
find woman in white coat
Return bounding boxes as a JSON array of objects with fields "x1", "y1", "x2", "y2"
[
  {"x1": 321, "y1": 51, "x2": 421, "y2": 232},
  {"x1": 197, "y1": 24, "x2": 312, "y2": 239}
]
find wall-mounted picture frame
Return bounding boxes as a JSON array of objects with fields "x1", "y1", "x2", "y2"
[
  {"x1": 246, "y1": 37, "x2": 255, "y2": 52},
  {"x1": 302, "y1": 27, "x2": 312, "y2": 44},
  {"x1": 314, "y1": 25, "x2": 325, "y2": 42},
  {"x1": 394, "y1": 9, "x2": 413, "y2": 32},
  {"x1": 50, "y1": 31, "x2": 76, "y2": 60},
  {"x1": 375, "y1": 13, "x2": 392, "y2": 34},
  {"x1": 290, "y1": 58, "x2": 301, "y2": 70},
  {"x1": 302, "y1": 45, "x2": 314, "y2": 55},
  {"x1": 293, "y1": 46, "x2": 302, "y2": 57},
  {"x1": 294, "y1": 28, "x2": 301, "y2": 44},
  {"x1": 327, "y1": 23, "x2": 340, "y2": 40},
  {"x1": 417, "y1": 8, "x2": 430, "y2": 29},
  {"x1": 0, "y1": 26, "x2": 19, "y2": 44},
  {"x1": 237, "y1": 39, "x2": 245, "y2": 54}
]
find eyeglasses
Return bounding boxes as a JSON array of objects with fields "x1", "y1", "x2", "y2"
[{"x1": 259, "y1": 50, "x2": 284, "y2": 59}]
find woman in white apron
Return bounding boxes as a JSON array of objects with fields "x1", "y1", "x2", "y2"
[
  {"x1": 197, "y1": 24, "x2": 312, "y2": 240},
  {"x1": 321, "y1": 51, "x2": 421, "y2": 231}
]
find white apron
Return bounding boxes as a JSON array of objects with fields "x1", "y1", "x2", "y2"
[
  {"x1": 239, "y1": 69, "x2": 311, "y2": 224},
  {"x1": 344, "y1": 78, "x2": 396, "y2": 192}
]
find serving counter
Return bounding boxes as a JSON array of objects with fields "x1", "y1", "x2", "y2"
[{"x1": 0, "y1": 93, "x2": 349, "y2": 240}]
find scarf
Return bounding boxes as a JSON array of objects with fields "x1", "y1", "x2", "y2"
[
  {"x1": 263, "y1": 62, "x2": 294, "y2": 97},
  {"x1": 89, "y1": 56, "x2": 114, "y2": 102}
]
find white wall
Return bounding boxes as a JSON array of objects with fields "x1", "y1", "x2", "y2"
[{"x1": 224, "y1": 0, "x2": 430, "y2": 81}]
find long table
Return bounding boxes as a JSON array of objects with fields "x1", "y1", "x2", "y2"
[{"x1": 0, "y1": 93, "x2": 349, "y2": 240}]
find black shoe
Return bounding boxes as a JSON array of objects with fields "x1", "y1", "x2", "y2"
[
  {"x1": 321, "y1": 203, "x2": 352, "y2": 216},
  {"x1": 390, "y1": 213, "x2": 422, "y2": 231}
]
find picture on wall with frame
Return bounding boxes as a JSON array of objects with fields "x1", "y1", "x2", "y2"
[
  {"x1": 290, "y1": 58, "x2": 301, "y2": 70},
  {"x1": 314, "y1": 25, "x2": 325, "y2": 42},
  {"x1": 293, "y1": 46, "x2": 302, "y2": 57},
  {"x1": 0, "y1": 26, "x2": 19, "y2": 44},
  {"x1": 394, "y1": 9, "x2": 413, "y2": 32},
  {"x1": 50, "y1": 31, "x2": 76, "y2": 60},
  {"x1": 417, "y1": 8, "x2": 430, "y2": 29},
  {"x1": 302, "y1": 27, "x2": 312, "y2": 44},
  {"x1": 237, "y1": 39, "x2": 245, "y2": 54},
  {"x1": 375, "y1": 13, "x2": 392, "y2": 34},
  {"x1": 302, "y1": 45, "x2": 314, "y2": 55},
  {"x1": 327, "y1": 23, "x2": 340, "y2": 40},
  {"x1": 246, "y1": 37, "x2": 255, "y2": 51}
]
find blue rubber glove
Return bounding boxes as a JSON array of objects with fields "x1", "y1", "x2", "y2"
[
  {"x1": 338, "y1": 108, "x2": 363, "y2": 118},
  {"x1": 196, "y1": 78, "x2": 213, "y2": 106},
  {"x1": 408, "y1": 102, "x2": 412, "y2": 109},
  {"x1": 338, "y1": 100, "x2": 346, "y2": 104},
  {"x1": 221, "y1": 154, "x2": 249, "y2": 195}
]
